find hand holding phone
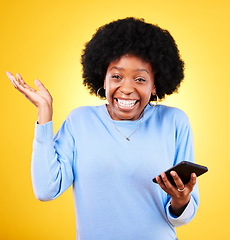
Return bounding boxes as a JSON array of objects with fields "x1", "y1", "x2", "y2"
[{"x1": 152, "y1": 161, "x2": 208, "y2": 187}]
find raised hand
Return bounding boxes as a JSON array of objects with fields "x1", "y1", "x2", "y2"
[{"x1": 6, "y1": 72, "x2": 53, "y2": 124}]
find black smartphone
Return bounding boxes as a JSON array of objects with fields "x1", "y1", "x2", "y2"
[{"x1": 152, "y1": 161, "x2": 208, "y2": 187}]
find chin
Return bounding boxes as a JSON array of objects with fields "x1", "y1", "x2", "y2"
[{"x1": 114, "y1": 111, "x2": 141, "y2": 121}]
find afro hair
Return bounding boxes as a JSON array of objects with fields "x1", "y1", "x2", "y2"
[{"x1": 81, "y1": 17, "x2": 184, "y2": 101}]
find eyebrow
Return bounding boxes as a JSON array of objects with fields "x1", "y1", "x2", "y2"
[{"x1": 109, "y1": 66, "x2": 150, "y2": 75}]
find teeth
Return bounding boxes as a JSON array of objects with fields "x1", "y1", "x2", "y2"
[{"x1": 117, "y1": 99, "x2": 136, "y2": 107}]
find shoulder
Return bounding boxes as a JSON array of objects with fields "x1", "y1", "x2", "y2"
[
  {"x1": 66, "y1": 105, "x2": 103, "y2": 122},
  {"x1": 156, "y1": 105, "x2": 189, "y2": 119},
  {"x1": 155, "y1": 105, "x2": 190, "y2": 126}
]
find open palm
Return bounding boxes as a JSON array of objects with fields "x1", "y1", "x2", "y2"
[{"x1": 7, "y1": 71, "x2": 53, "y2": 124}]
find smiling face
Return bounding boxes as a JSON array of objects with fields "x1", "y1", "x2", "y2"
[{"x1": 104, "y1": 55, "x2": 156, "y2": 121}]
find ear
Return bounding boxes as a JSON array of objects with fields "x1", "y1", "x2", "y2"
[{"x1": 103, "y1": 78, "x2": 106, "y2": 89}]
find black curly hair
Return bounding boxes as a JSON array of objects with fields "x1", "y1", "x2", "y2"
[{"x1": 81, "y1": 17, "x2": 184, "y2": 101}]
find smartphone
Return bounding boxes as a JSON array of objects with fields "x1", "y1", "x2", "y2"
[{"x1": 152, "y1": 161, "x2": 208, "y2": 187}]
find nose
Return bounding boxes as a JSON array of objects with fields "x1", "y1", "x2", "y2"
[{"x1": 119, "y1": 79, "x2": 134, "y2": 95}]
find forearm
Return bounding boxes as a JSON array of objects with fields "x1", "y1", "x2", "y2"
[
  {"x1": 166, "y1": 183, "x2": 199, "y2": 227},
  {"x1": 31, "y1": 121, "x2": 60, "y2": 201},
  {"x1": 31, "y1": 120, "x2": 74, "y2": 201}
]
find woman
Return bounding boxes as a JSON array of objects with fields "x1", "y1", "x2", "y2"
[{"x1": 7, "y1": 17, "x2": 198, "y2": 240}]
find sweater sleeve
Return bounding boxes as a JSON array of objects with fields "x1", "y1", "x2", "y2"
[
  {"x1": 31, "y1": 117, "x2": 75, "y2": 201},
  {"x1": 165, "y1": 112, "x2": 199, "y2": 227}
]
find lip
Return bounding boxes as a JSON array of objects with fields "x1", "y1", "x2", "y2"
[{"x1": 114, "y1": 98, "x2": 139, "y2": 111}]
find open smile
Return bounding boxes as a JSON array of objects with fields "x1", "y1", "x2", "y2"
[{"x1": 115, "y1": 98, "x2": 139, "y2": 109}]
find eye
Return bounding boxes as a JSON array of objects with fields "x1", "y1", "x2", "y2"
[
  {"x1": 112, "y1": 75, "x2": 122, "y2": 80},
  {"x1": 135, "y1": 77, "x2": 146, "y2": 82}
]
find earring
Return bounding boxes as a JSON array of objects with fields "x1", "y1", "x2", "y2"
[
  {"x1": 96, "y1": 87, "x2": 106, "y2": 100},
  {"x1": 149, "y1": 94, "x2": 159, "y2": 106}
]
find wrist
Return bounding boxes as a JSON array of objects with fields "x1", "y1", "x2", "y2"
[
  {"x1": 37, "y1": 104, "x2": 53, "y2": 124},
  {"x1": 170, "y1": 196, "x2": 190, "y2": 217}
]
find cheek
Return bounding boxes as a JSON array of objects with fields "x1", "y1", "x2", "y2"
[
  {"x1": 141, "y1": 86, "x2": 153, "y2": 98},
  {"x1": 105, "y1": 89, "x2": 110, "y2": 100},
  {"x1": 138, "y1": 90, "x2": 153, "y2": 105},
  {"x1": 105, "y1": 80, "x2": 117, "y2": 99},
  {"x1": 104, "y1": 84, "x2": 114, "y2": 101},
  {"x1": 104, "y1": 79, "x2": 109, "y2": 98}
]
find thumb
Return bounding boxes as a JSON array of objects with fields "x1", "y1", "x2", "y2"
[{"x1": 35, "y1": 79, "x2": 46, "y2": 90}]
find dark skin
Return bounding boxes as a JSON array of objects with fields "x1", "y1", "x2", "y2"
[{"x1": 156, "y1": 171, "x2": 197, "y2": 216}]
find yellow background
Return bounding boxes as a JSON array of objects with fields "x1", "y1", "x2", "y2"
[{"x1": 1, "y1": 0, "x2": 229, "y2": 239}]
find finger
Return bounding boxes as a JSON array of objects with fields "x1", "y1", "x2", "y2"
[
  {"x1": 6, "y1": 71, "x2": 14, "y2": 79},
  {"x1": 186, "y1": 173, "x2": 197, "y2": 190},
  {"x1": 156, "y1": 176, "x2": 168, "y2": 192},
  {"x1": 35, "y1": 79, "x2": 46, "y2": 90},
  {"x1": 12, "y1": 77, "x2": 27, "y2": 92},
  {"x1": 9, "y1": 76, "x2": 18, "y2": 89},
  {"x1": 16, "y1": 73, "x2": 26, "y2": 85},
  {"x1": 7, "y1": 72, "x2": 43, "y2": 107},
  {"x1": 6, "y1": 72, "x2": 19, "y2": 89},
  {"x1": 7, "y1": 72, "x2": 23, "y2": 89},
  {"x1": 6, "y1": 71, "x2": 15, "y2": 83},
  {"x1": 16, "y1": 73, "x2": 28, "y2": 89},
  {"x1": 13, "y1": 80, "x2": 40, "y2": 106},
  {"x1": 11, "y1": 76, "x2": 34, "y2": 96},
  {"x1": 160, "y1": 172, "x2": 175, "y2": 191},
  {"x1": 16, "y1": 73, "x2": 36, "y2": 92},
  {"x1": 11, "y1": 81, "x2": 18, "y2": 89},
  {"x1": 6, "y1": 71, "x2": 17, "y2": 81},
  {"x1": 170, "y1": 171, "x2": 185, "y2": 191}
]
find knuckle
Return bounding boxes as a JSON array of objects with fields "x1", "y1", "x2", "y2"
[{"x1": 166, "y1": 184, "x2": 173, "y2": 191}]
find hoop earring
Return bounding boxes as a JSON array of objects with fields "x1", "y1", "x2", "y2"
[
  {"x1": 96, "y1": 87, "x2": 106, "y2": 100},
  {"x1": 149, "y1": 94, "x2": 159, "y2": 107}
]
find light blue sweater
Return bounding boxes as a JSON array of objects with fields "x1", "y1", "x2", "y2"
[{"x1": 31, "y1": 104, "x2": 199, "y2": 240}]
